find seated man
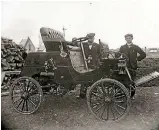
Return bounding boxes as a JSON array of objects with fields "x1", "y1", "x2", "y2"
[
  {"x1": 83, "y1": 33, "x2": 101, "y2": 69},
  {"x1": 72, "y1": 37, "x2": 80, "y2": 47},
  {"x1": 67, "y1": 37, "x2": 81, "y2": 51}
]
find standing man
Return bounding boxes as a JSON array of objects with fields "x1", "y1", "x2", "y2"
[
  {"x1": 83, "y1": 33, "x2": 101, "y2": 69},
  {"x1": 119, "y1": 34, "x2": 146, "y2": 98}
]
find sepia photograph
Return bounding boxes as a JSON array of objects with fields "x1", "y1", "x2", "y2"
[{"x1": 1, "y1": 0, "x2": 159, "y2": 130}]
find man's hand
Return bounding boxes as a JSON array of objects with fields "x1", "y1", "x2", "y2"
[
  {"x1": 88, "y1": 56, "x2": 92, "y2": 60},
  {"x1": 135, "y1": 45, "x2": 146, "y2": 61},
  {"x1": 86, "y1": 56, "x2": 92, "y2": 63}
]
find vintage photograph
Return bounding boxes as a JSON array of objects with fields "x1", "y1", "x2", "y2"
[{"x1": 1, "y1": 1, "x2": 159, "y2": 130}]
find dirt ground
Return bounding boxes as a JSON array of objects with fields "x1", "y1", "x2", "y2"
[{"x1": 1, "y1": 87, "x2": 159, "y2": 130}]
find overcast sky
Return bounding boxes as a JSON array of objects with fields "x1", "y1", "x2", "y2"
[{"x1": 1, "y1": 0, "x2": 159, "y2": 49}]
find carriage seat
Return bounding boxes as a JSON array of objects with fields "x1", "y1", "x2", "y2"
[{"x1": 68, "y1": 46, "x2": 94, "y2": 73}]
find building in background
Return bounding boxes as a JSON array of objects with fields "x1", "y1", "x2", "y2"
[
  {"x1": 19, "y1": 37, "x2": 35, "y2": 53},
  {"x1": 148, "y1": 48, "x2": 159, "y2": 53}
]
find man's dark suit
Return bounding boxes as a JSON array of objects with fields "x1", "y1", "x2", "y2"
[
  {"x1": 83, "y1": 42, "x2": 101, "y2": 69},
  {"x1": 119, "y1": 44, "x2": 146, "y2": 70},
  {"x1": 119, "y1": 44, "x2": 146, "y2": 98}
]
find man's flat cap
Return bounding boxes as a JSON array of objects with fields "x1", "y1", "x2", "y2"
[
  {"x1": 72, "y1": 37, "x2": 77, "y2": 41},
  {"x1": 125, "y1": 33, "x2": 133, "y2": 38},
  {"x1": 86, "y1": 33, "x2": 95, "y2": 38}
]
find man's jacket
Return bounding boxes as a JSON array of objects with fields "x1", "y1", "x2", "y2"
[
  {"x1": 83, "y1": 42, "x2": 101, "y2": 67},
  {"x1": 119, "y1": 44, "x2": 146, "y2": 69}
]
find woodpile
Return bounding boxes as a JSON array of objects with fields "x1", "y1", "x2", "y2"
[
  {"x1": 1, "y1": 37, "x2": 27, "y2": 71},
  {"x1": 1, "y1": 37, "x2": 27, "y2": 91}
]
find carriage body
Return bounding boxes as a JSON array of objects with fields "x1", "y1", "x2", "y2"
[
  {"x1": 20, "y1": 51, "x2": 120, "y2": 84},
  {"x1": 20, "y1": 27, "x2": 118, "y2": 87}
]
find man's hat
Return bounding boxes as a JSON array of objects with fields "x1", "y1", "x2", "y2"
[
  {"x1": 86, "y1": 33, "x2": 95, "y2": 38},
  {"x1": 125, "y1": 33, "x2": 133, "y2": 38},
  {"x1": 72, "y1": 37, "x2": 77, "y2": 41}
]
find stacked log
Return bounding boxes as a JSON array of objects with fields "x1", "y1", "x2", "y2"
[
  {"x1": 1, "y1": 37, "x2": 27, "y2": 91},
  {"x1": 1, "y1": 37, "x2": 27, "y2": 71}
]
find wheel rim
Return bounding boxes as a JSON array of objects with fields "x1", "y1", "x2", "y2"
[
  {"x1": 11, "y1": 77, "x2": 43, "y2": 114},
  {"x1": 87, "y1": 79, "x2": 130, "y2": 121}
]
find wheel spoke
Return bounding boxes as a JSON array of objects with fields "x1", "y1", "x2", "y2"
[
  {"x1": 26, "y1": 100, "x2": 28, "y2": 111},
  {"x1": 18, "y1": 82, "x2": 25, "y2": 91},
  {"x1": 106, "y1": 103, "x2": 109, "y2": 120},
  {"x1": 91, "y1": 97, "x2": 103, "y2": 104},
  {"x1": 12, "y1": 95, "x2": 21, "y2": 98},
  {"x1": 101, "y1": 82, "x2": 106, "y2": 96},
  {"x1": 13, "y1": 90, "x2": 22, "y2": 95},
  {"x1": 21, "y1": 100, "x2": 25, "y2": 111},
  {"x1": 112, "y1": 104, "x2": 122, "y2": 117},
  {"x1": 92, "y1": 102, "x2": 100, "y2": 108},
  {"x1": 15, "y1": 84, "x2": 22, "y2": 91},
  {"x1": 91, "y1": 101, "x2": 103, "y2": 108},
  {"x1": 16, "y1": 99, "x2": 24, "y2": 109},
  {"x1": 28, "y1": 98, "x2": 37, "y2": 107},
  {"x1": 92, "y1": 92, "x2": 103, "y2": 99},
  {"x1": 97, "y1": 86, "x2": 103, "y2": 95},
  {"x1": 107, "y1": 86, "x2": 109, "y2": 95},
  {"x1": 110, "y1": 104, "x2": 116, "y2": 120},
  {"x1": 109, "y1": 87, "x2": 113, "y2": 95},
  {"x1": 29, "y1": 92, "x2": 40, "y2": 99},
  {"x1": 95, "y1": 103, "x2": 105, "y2": 113},
  {"x1": 29, "y1": 88, "x2": 38, "y2": 95},
  {"x1": 113, "y1": 88, "x2": 121, "y2": 96},
  {"x1": 23, "y1": 80, "x2": 28, "y2": 91},
  {"x1": 15, "y1": 83, "x2": 24, "y2": 94},
  {"x1": 115, "y1": 94, "x2": 126, "y2": 99},
  {"x1": 27, "y1": 84, "x2": 35, "y2": 93},
  {"x1": 26, "y1": 81, "x2": 31, "y2": 91},
  {"x1": 114, "y1": 100, "x2": 125, "y2": 103},
  {"x1": 13, "y1": 98, "x2": 22, "y2": 104},
  {"x1": 100, "y1": 104, "x2": 106, "y2": 119},
  {"x1": 112, "y1": 83, "x2": 115, "y2": 89},
  {"x1": 114, "y1": 102, "x2": 126, "y2": 110}
]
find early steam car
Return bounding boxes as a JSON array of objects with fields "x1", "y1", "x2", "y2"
[{"x1": 10, "y1": 27, "x2": 159, "y2": 121}]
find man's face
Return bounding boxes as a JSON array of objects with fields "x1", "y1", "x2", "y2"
[
  {"x1": 88, "y1": 37, "x2": 94, "y2": 44},
  {"x1": 72, "y1": 38, "x2": 77, "y2": 45},
  {"x1": 125, "y1": 36, "x2": 133, "y2": 44}
]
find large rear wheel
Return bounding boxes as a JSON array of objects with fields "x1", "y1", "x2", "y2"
[
  {"x1": 10, "y1": 76, "x2": 43, "y2": 114},
  {"x1": 87, "y1": 78, "x2": 130, "y2": 121}
]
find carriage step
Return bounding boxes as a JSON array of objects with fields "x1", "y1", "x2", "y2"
[{"x1": 135, "y1": 71, "x2": 159, "y2": 86}]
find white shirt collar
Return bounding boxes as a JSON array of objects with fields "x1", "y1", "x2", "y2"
[
  {"x1": 126, "y1": 43, "x2": 133, "y2": 48},
  {"x1": 89, "y1": 44, "x2": 93, "y2": 49}
]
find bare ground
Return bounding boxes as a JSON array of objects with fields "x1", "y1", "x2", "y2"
[{"x1": 1, "y1": 87, "x2": 159, "y2": 130}]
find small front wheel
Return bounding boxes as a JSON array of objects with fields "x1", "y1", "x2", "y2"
[
  {"x1": 10, "y1": 76, "x2": 43, "y2": 114},
  {"x1": 87, "y1": 78, "x2": 130, "y2": 121}
]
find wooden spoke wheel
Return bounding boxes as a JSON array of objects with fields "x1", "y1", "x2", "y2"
[
  {"x1": 87, "y1": 78, "x2": 130, "y2": 121},
  {"x1": 10, "y1": 76, "x2": 43, "y2": 114}
]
